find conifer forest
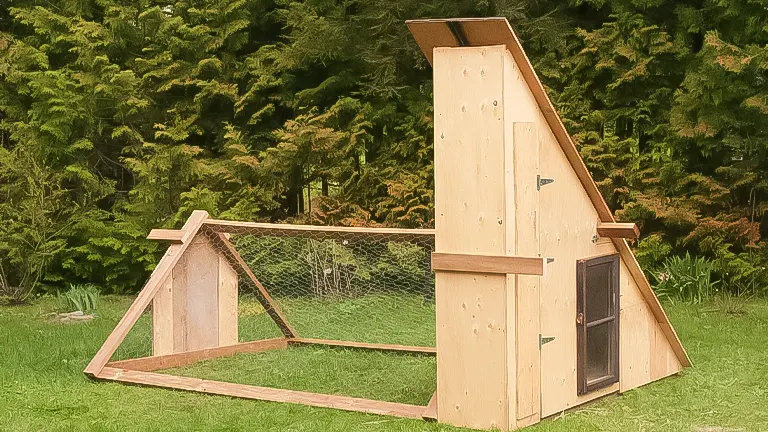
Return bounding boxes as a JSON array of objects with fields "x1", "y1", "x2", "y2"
[{"x1": 1, "y1": 0, "x2": 767, "y2": 299}]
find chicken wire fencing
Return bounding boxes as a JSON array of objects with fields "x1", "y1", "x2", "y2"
[
  {"x1": 212, "y1": 223, "x2": 437, "y2": 346},
  {"x1": 111, "y1": 223, "x2": 437, "y2": 363}
]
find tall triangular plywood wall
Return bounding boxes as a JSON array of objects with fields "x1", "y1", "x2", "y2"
[{"x1": 407, "y1": 16, "x2": 689, "y2": 425}]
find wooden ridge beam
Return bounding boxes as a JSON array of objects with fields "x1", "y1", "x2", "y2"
[
  {"x1": 597, "y1": 222, "x2": 640, "y2": 240},
  {"x1": 431, "y1": 253, "x2": 546, "y2": 276},
  {"x1": 288, "y1": 338, "x2": 436, "y2": 355},
  {"x1": 106, "y1": 338, "x2": 289, "y2": 372},
  {"x1": 96, "y1": 367, "x2": 428, "y2": 419}
]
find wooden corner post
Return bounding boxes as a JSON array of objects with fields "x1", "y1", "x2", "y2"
[{"x1": 433, "y1": 44, "x2": 542, "y2": 430}]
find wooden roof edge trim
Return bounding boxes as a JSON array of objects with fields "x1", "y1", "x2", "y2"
[
  {"x1": 406, "y1": 18, "x2": 689, "y2": 367},
  {"x1": 499, "y1": 18, "x2": 615, "y2": 223}
]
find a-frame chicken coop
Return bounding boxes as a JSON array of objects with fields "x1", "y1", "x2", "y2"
[{"x1": 85, "y1": 17, "x2": 689, "y2": 431}]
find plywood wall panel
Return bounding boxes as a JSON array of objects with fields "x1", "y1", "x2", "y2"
[
  {"x1": 218, "y1": 255, "x2": 239, "y2": 346},
  {"x1": 152, "y1": 276, "x2": 174, "y2": 356},
  {"x1": 434, "y1": 45, "x2": 510, "y2": 430}
]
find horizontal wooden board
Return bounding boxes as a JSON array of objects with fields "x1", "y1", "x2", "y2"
[
  {"x1": 96, "y1": 367, "x2": 428, "y2": 419},
  {"x1": 107, "y1": 338, "x2": 289, "y2": 372},
  {"x1": 597, "y1": 223, "x2": 640, "y2": 239},
  {"x1": 147, "y1": 229, "x2": 185, "y2": 243},
  {"x1": 289, "y1": 338, "x2": 436, "y2": 355},
  {"x1": 204, "y1": 219, "x2": 435, "y2": 241},
  {"x1": 431, "y1": 253, "x2": 545, "y2": 276}
]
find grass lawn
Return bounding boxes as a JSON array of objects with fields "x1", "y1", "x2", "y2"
[{"x1": 1, "y1": 296, "x2": 767, "y2": 431}]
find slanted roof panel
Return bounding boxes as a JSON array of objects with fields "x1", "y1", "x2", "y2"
[{"x1": 407, "y1": 17, "x2": 691, "y2": 367}]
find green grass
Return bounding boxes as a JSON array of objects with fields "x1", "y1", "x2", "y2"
[{"x1": 1, "y1": 296, "x2": 767, "y2": 431}]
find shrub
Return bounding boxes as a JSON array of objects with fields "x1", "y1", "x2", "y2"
[
  {"x1": 58, "y1": 284, "x2": 100, "y2": 313},
  {"x1": 653, "y1": 253, "x2": 719, "y2": 303}
]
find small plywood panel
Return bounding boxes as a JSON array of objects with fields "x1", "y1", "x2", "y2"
[
  {"x1": 620, "y1": 303, "x2": 653, "y2": 391},
  {"x1": 161, "y1": 233, "x2": 241, "y2": 354},
  {"x1": 152, "y1": 276, "x2": 174, "y2": 356},
  {"x1": 436, "y1": 273, "x2": 508, "y2": 429},
  {"x1": 218, "y1": 255, "x2": 238, "y2": 346},
  {"x1": 512, "y1": 122, "x2": 541, "y2": 428},
  {"x1": 433, "y1": 45, "x2": 510, "y2": 430}
]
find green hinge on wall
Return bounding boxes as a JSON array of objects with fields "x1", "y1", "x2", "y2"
[{"x1": 539, "y1": 334, "x2": 555, "y2": 349}]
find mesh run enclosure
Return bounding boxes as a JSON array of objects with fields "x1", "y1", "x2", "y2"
[
  {"x1": 205, "y1": 221, "x2": 436, "y2": 347},
  {"x1": 96, "y1": 217, "x2": 439, "y2": 416}
]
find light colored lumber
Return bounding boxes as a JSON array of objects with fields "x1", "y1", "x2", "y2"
[
  {"x1": 612, "y1": 238, "x2": 691, "y2": 366},
  {"x1": 288, "y1": 338, "x2": 436, "y2": 355},
  {"x1": 433, "y1": 45, "x2": 510, "y2": 430},
  {"x1": 431, "y1": 253, "x2": 544, "y2": 276},
  {"x1": 84, "y1": 210, "x2": 210, "y2": 376},
  {"x1": 152, "y1": 276, "x2": 174, "y2": 356},
  {"x1": 147, "y1": 229, "x2": 185, "y2": 243},
  {"x1": 511, "y1": 122, "x2": 541, "y2": 428},
  {"x1": 171, "y1": 250, "x2": 189, "y2": 352},
  {"x1": 218, "y1": 255, "x2": 239, "y2": 347},
  {"x1": 204, "y1": 219, "x2": 435, "y2": 240},
  {"x1": 423, "y1": 392, "x2": 438, "y2": 420},
  {"x1": 597, "y1": 222, "x2": 640, "y2": 239},
  {"x1": 106, "y1": 338, "x2": 289, "y2": 372},
  {"x1": 407, "y1": 17, "x2": 689, "y2": 369},
  {"x1": 406, "y1": 18, "x2": 613, "y2": 221},
  {"x1": 96, "y1": 367, "x2": 428, "y2": 419},
  {"x1": 208, "y1": 230, "x2": 298, "y2": 338},
  {"x1": 183, "y1": 234, "x2": 220, "y2": 351},
  {"x1": 619, "y1": 303, "x2": 652, "y2": 392}
]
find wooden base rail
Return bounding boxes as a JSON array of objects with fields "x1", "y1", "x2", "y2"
[
  {"x1": 104, "y1": 338, "x2": 436, "y2": 374},
  {"x1": 106, "y1": 338, "x2": 289, "y2": 372},
  {"x1": 289, "y1": 338, "x2": 436, "y2": 355},
  {"x1": 96, "y1": 367, "x2": 429, "y2": 419},
  {"x1": 431, "y1": 252, "x2": 548, "y2": 276}
]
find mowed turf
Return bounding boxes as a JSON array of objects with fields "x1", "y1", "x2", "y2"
[{"x1": 1, "y1": 296, "x2": 767, "y2": 431}]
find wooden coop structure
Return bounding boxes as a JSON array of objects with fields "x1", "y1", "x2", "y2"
[{"x1": 85, "y1": 17, "x2": 690, "y2": 431}]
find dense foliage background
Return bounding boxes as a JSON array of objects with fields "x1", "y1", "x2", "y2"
[{"x1": 0, "y1": 0, "x2": 766, "y2": 298}]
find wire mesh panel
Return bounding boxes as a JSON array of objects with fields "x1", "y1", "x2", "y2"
[{"x1": 204, "y1": 222, "x2": 436, "y2": 347}]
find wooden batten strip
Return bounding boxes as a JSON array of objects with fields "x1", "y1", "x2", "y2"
[
  {"x1": 96, "y1": 367, "x2": 428, "y2": 419},
  {"x1": 597, "y1": 223, "x2": 640, "y2": 240},
  {"x1": 84, "y1": 210, "x2": 210, "y2": 376},
  {"x1": 106, "y1": 338, "x2": 289, "y2": 372},
  {"x1": 423, "y1": 392, "x2": 438, "y2": 421},
  {"x1": 147, "y1": 229, "x2": 185, "y2": 243},
  {"x1": 288, "y1": 338, "x2": 436, "y2": 355},
  {"x1": 431, "y1": 253, "x2": 545, "y2": 276},
  {"x1": 204, "y1": 229, "x2": 298, "y2": 338}
]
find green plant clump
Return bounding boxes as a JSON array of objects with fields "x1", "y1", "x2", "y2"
[
  {"x1": 654, "y1": 253, "x2": 719, "y2": 303},
  {"x1": 57, "y1": 283, "x2": 100, "y2": 313}
]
